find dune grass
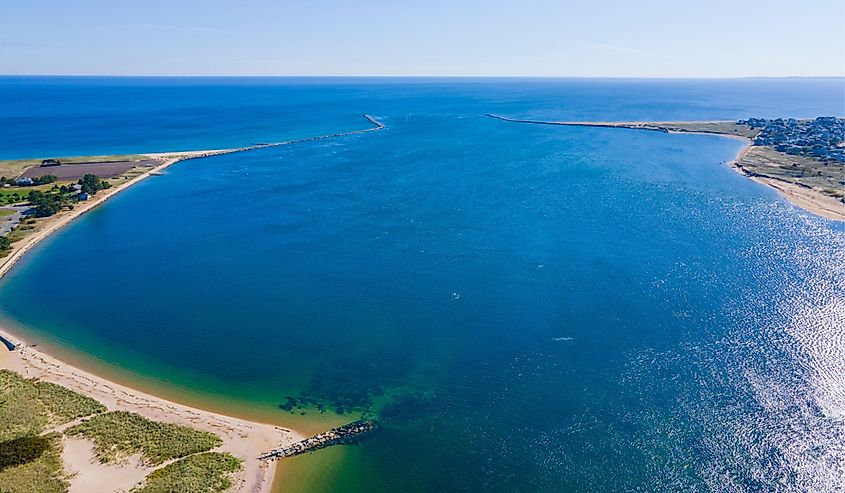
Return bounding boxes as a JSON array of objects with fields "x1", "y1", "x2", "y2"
[
  {"x1": 0, "y1": 370, "x2": 49, "y2": 441},
  {"x1": 132, "y1": 452, "x2": 242, "y2": 493},
  {"x1": 34, "y1": 379, "x2": 108, "y2": 424},
  {"x1": 0, "y1": 369, "x2": 105, "y2": 441},
  {"x1": 0, "y1": 433, "x2": 67, "y2": 493},
  {"x1": 66, "y1": 411, "x2": 223, "y2": 465},
  {"x1": 0, "y1": 370, "x2": 104, "y2": 492},
  {"x1": 0, "y1": 370, "x2": 239, "y2": 492}
]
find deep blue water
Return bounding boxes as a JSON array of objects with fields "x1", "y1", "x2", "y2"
[{"x1": 1, "y1": 77, "x2": 844, "y2": 492}]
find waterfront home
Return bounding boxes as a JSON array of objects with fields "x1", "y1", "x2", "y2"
[
  {"x1": 40, "y1": 158, "x2": 61, "y2": 167},
  {"x1": 14, "y1": 177, "x2": 33, "y2": 186},
  {"x1": 77, "y1": 192, "x2": 90, "y2": 201}
]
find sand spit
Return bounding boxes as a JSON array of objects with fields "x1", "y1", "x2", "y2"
[{"x1": 487, "y1": 114, "x2": 844, "y2": 221}]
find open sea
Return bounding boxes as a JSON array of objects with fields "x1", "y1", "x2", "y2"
[{"x1": 1, "y1": 77, "x2": 844, "y2": 492}]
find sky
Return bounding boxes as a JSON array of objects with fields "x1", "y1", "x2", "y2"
[{"x1": 2, "y1": 0, "x2": 844, "y2": 77}]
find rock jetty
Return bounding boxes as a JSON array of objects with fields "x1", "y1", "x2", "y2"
[{"x1": 258, "y1": 420, "x2": 376, "y2": 461}]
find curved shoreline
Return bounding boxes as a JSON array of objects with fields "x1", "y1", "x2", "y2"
[
  {"x1": 487, "y1": 114, "x2": 844, "y2": 221},
  {"x1": 0, "y1": 115, "x2": 385, "y2": 491},
  {"x1": 0, "y1": 114, "x2": 385, "y2": 281},
  {"x1": 0, "y1": 326, "x2": 306, "y2": 493}
]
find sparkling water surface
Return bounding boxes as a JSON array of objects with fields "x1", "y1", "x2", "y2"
[{"x1": 0, "y1": 77, "x2": 843, "y2": 492}]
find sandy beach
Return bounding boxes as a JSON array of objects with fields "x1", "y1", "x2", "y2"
[
  {"x1": 0, "y1": 326, "x2": 305, "y2": 492},
  {"x1": 0, "y1": 116, "x2": 387, "y2": 491}
]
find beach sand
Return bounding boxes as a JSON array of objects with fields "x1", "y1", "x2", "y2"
[{"x1": 0, "y1": 326, "x2": 305, "y2": 492}]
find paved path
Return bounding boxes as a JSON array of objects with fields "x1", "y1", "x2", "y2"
[{"x1": 0, "y1": 205, "x2": 30, "y2": 235}]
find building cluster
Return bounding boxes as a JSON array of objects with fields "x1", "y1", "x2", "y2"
[{"x1": 738, "y1": 117, "x2": 845, "y2": 163}]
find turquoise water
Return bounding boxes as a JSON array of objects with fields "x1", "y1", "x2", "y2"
[{"x1": 1, "y1": 77, "x2": 844, "y2": 491}]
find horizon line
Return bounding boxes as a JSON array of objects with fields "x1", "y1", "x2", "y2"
[{"x1": 2, "y1": 74, "x2": 844, "y2": 80}]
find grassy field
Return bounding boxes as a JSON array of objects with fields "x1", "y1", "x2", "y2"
[
  {"x1": 738, "y1": 146, "x2": 845, "y2": 199},
  {"x1": 66, "y1": 411, "x2": 223, "y2": 465},
  {"x1": 0, "y1": 183, "x2": 57, "y2": 203},
  {"x1": 132, "y1": 452, "x2": 242, "y2": 493}
]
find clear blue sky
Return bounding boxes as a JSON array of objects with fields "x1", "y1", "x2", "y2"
[{"x1": 2, "y1": 0, "x2": 844, "y2": 77}]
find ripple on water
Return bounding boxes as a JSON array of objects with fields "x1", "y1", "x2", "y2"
[{"x1": 681, "y1": 210, "x2": 844, "y2": 491}]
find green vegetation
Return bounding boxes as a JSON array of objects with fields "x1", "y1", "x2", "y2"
[
  {"x1": 0, "y1": 371, "x2": 48, "y2": 441},
  {"x1": 0, "y1": 370, "x2": 238, "y2": 493},
  {"x1": 0, "y1": 370, "x2": 105, "y2": 441},
  {"x1": 23, "y1": 174, "x2": 110, "y2": 217},
  {"x1": 0, "y1": 182, "x2": 65, "y2": 205},
  {"x1": 0, "y1": 433, "x2": 67, "y2": 493},
  {"x1": 28, "y1": 190, "x2": 68, "y2": 217},
  {"x1": 66, "y1": 411, "x2": 222, "y2": 465},
  {"x1": 79, "y1": 173, "x2": 111, "y2": 195},
  {"x1": 0, "y1": 371, "x2": 102, "y2": 493},
  {"x1": 33, "y1": 380, "x2": 108, "y2": 424},
  {"x1": 132, "y1": 452, "x2": 242, "y2": 493},
  {"x1": 0, "y1": 175, "x2": 57, "y2": 187},
  {"x1": 3, "y1": 221, "x2": 37, "y2": 249},
  {"x1": 0, "y1": 236, "x2": 10, "y2": 255}
]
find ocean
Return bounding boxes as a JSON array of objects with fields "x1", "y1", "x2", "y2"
[{"x1": 0, "y1": 77, "x2": 844, "y2": 491}]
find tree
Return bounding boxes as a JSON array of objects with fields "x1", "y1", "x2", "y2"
[
  {"x1": 0, "y1": 235, "x2": 10, "y2": 250},
  {"x1": 79, "y1": 174, "x2": 106, "y2": 195},
  {"x1": 33, "y1": 175, "x2": 57, "y2": 185},
  {"x1": 28, "y1": 190, "x2": 66, "y2": 217}
]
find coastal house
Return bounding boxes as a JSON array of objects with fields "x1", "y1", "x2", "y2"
[
  {"x1": 40, "y1": 159, "x2": 61, "y2": 167},
  {"x1": 14, "y1": 177, "x2": 33, "y2": 186},
  {"x1": 72, "y1": 183, "x2": 83, "y2": 192},
  {"x1": 77, "y1": 192, "x2": 90, "y2": 201}
]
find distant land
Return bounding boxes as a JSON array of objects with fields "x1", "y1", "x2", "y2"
[{"x1": 488, "y1": 115, "x2": 845, "y2": 220}]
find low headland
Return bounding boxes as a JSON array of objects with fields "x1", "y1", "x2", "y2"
[
  {"x1": 488, "y1": 114, "x2": 845, "y2": 221},
  {"x1": 0, "y1": 115, "x2": 385, "y2": 492}
]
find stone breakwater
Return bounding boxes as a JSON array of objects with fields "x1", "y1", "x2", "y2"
[
  {"x1": 486, "y1": 113, "x2": 673, "y2": 133},
  {"x1": 175, "y1": 114, "x2": 385, "y2": 161},
  {"x1": 258, "y1": 420, "x2": 377, "y2": 461}
]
